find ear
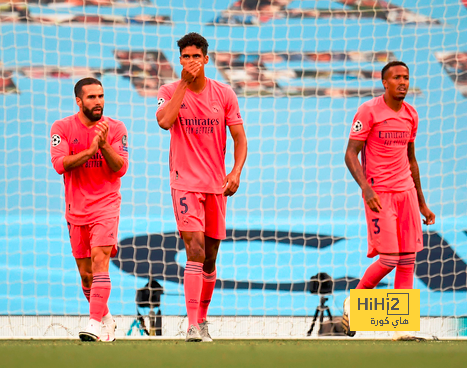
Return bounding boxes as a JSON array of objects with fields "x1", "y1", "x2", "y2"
[
  {"x1": 76, "y1": 97, "x2": 82, "y2": 108},
  {"x1": 382, "y1": 79, "x2": 388, "y2": 90},
  {"x1": 204, "y1": 54, "x2": 209, "y2": 65}
]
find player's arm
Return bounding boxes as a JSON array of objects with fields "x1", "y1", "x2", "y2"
[
  {"x1": 223, "y1": 124, "x2": 247, "y2": 196},
  {"x1": 407, "y1": 142, "x2": 435, "y2": 225},
  {"x1": 95, "y1": 120, "x2": 127, "y2": 175},
  {"x1": 62, "y1": 138, "x2": 99, "y2": 171},
  {"x1": 344, "y1": 139, "x2": 382, "y2": 213},
  {"x1": 156, "y1": 61, "x2": 201, "y2": 130},
  {"x1": 51, "y1": 122, "x2": 99, "y2": 174}
]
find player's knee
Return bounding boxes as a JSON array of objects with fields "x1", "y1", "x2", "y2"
[
  {"x1": 203, "y1": 252, "x2": 218, "y2": 270},
  {"x1": 184, "y1": 235, "x2": 206, "y2": 263},
  {"x1": 187, "y1": 246, "x2": 205, "y2": 263}
]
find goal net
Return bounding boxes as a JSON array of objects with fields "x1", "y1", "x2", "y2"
[{"x1": 1, "y1": 0, "x2": 466, "y2": 339}]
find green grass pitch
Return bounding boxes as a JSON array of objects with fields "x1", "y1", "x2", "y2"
[{"x1": 1, "y1": 340, "x2": 466, "y2": 368}]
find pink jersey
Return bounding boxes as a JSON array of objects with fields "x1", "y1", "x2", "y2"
[
  {"x1": 156, "y1": 78, "x2": 243, "y2": 194},
  {"x1": 349, "y1": 95, "x2": 418, "y2": 192},
  {"x1": 50, "y1": 114, "x2": 129, "y2": 225}
]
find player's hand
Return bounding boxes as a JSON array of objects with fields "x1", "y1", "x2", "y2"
[
  {"x1": 181, "y1": 61, "x2": 202, "y2": 84},
  {"x1": 88, "y1": 134, "x2": 100, "y2": 156},
  {"x1": 363, "y1": 186, "x2": 382, "y2": 213},
  {"x1": 222, "y1": 170, "x2": 241, "y2": 196},
  {"x1": 420, "y1": 205, "x2": 435, "y2": 225},
  {"x1": 95, "y1": 120, "x2": 109, "y2": 147}
]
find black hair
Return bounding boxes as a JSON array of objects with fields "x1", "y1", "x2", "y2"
[
  {"x1": 177, "y1": 32, "x2": 209, "y2": 56},
  {"x1": 381, "y1": 61, "x2": 409, "y2": 81},
  {"x1": 74, "y1": 77, "x2": 102, "y2": 98}
]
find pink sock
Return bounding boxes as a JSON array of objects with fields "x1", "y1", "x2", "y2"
[
  {"x1": 82, "y1": 284, "x2": 91, "y2": 302},
  {"x1": 356, "y1": 255, "x2": 399, "y2": 289},
  {"x1": 198, "y1": 269, "x2": 216, "y2": 324},
  {"x1": 83, "y1": 283, "x2": 109, "y2": 316},
  {"x1": 394, "y1": 254, "x2": 416, "y2": 289},
  {"x1": 184, "y1": 261, "x2": 203, "y2": 330},
  {"x1": 90, "y1": 272, "x2": 111, "y2": 322}
]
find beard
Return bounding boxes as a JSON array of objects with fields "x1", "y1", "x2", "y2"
[
  {"x1": 395, "y1": 94, "x2": 406, "y2": 101},
  {"x1": 83, "y1": 105, "x2": 103, "y2": 122}
]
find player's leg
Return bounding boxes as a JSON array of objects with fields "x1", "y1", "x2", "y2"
[
  {"x1": 92, "y1": 218, "x2": 118, "y2": 341},
  {"x1": 197, "y1": 193, "x2": 226, "y2": 342},
  {"x1": 76, "y1": 255, "x2": 115, "y2": 341},
  {"x1": 392, "y1": 189, "x2": 425, "y2": 341},
  {"x1": 356, "y1": 254, "x2": 400, "y2": 289},
  {"x1": 394, "y1": 253, "x2": 416, "y2": 288},
  {"x1": 343, "y1": 192, "x2": 399, "y2": 336},
  {"x1": 357, "y1": 192, "x2": 400, "y2": 288},
  {"x1": 343, "y1": 253, "x2": 399, "y2": 337},
  {"x1": 79, "y1": 245, "x2": 113, "y2": 342},
  {"x1": 75, "y1": 257, "x2": 92, "y2": 301},
  {"x1": 69, "y1": 223, "x2": 100, "y2": 341},
  {"x1": 395, "y1": 188, "x2": 423, "y2": 289},
  {"x1": 69, "y1": 222, "x2": 93, "y2": 300},
  {"x1": 79, "y1": 218, "x2": 118, "y2": 342},
  {"x1": 181, "y1": 231, "x2": 204, "y2": 342},
  {"x1": 198, "y1": 235, "x2": 219, "y2": 320},
  {"x1": 197, "y1": 236, "x2": 220, "y2": 342},
  {"x1": 171, "y1": 189, "x2": 206, "y2": 342}
]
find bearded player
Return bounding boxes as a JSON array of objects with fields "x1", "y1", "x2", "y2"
[
  {"x1": 50, "y1": 78, "x2": 129, "y2": 342},
  {"x1": 342, "y1": 61, "x2": 435, "y2": 341},
  {"x1": 156, "y1": 33, "x2": 247, "y2": 342}
]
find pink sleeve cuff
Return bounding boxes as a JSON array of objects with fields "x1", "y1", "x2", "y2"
[
  {"x1": 53, "y1": 156, "x2": 65, "y2": 175},
  {"x1": 115, "y1": 160, "x2": 128, "y2": 177}
]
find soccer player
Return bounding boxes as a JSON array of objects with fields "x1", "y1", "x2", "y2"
[
  {"x1": 156, "y1": 33, "x2": 247, "y2": 342},
  {"x1": 50, "y1": 78, "x2": 129, "y2": 342},
  {"x1": 342, "y1": 61, "x2": 435, "y2": 341}
]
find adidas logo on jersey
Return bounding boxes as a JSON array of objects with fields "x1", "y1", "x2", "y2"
[
  {"x1": 180, "y1": 103, "x2": 188, "y2": 109},
  {"x1": 71, "y1": 138, "x2": 79, "y2": 145}
]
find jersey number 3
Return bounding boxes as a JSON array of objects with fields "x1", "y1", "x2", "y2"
[{"x1": 372, "y1": 219, "x2": 381, "y2": 234}]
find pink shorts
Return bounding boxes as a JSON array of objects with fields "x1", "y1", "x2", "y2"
[
  {"x1": 364, "y1": 188, "x2": 423, "y2": 258},
  {"x1": 67, "y1": 217, "x2": 119, "y2": 259},
  {"x1": 171, "y1": 188, "x2": 227, "y2": 240}
]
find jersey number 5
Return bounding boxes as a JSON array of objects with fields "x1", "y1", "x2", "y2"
[{"x1": 180, "y1": 197, "x2": 188, "y2": 214}]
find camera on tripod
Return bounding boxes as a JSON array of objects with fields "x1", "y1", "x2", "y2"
[
  {"x1": 307, "y1": 272, "x2": 345, "y2": 336},
  {"x1": 128, "y1": 278, "x2": 163, "y2": 336}
]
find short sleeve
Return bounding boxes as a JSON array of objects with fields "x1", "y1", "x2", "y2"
[
  {"x1": 50, "y1": 120, "x2": 69, "y2": 175},
  {"x1": 155, "y1": 84, "x2": 172, "y2": 116},
  {"x1": 409, "y1": 110, "x2": 418, "y2": 142},
  {"x1": 224, "y1": 86, "x2": 243, "y2": 126},
  {"x1": 349, "y1": 104, "x2": 374, "y2": 141}
]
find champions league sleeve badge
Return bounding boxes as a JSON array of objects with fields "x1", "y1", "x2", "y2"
[
  {"x1": 51, "y1": 134, "x2": 61, "y2": 147},
  {"x1": 157, "y1": 98, "x2": 165, "y2": 109},
  {"x1": 352, "y1": 120, "x2": 363, "y2": 132}
]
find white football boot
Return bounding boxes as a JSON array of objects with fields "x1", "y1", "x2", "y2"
[
  {"x1": 185, "y1": 324, "x2": 202, "y2": 342},
  {"x1": 199, "y1": 320, "x2": 213, "y2": 342},
  {"x1": 342, "y1": 296, "x2": 356, "y2": 337},
  {"x1": 100, "y1": 319, "x2": 117, "y2": 342},
  {"x1": 79, "y1": 319, "x2": 101, "y2": 342}
]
